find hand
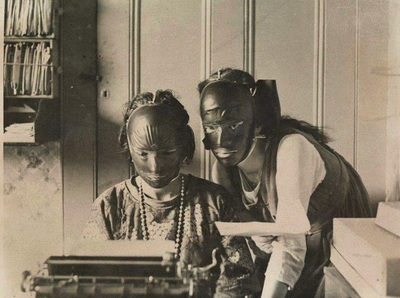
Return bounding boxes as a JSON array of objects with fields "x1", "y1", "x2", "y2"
[
  {"x1": 261, "y1": 279, "x2": 289, "y2": 298},
  {"x1": 251, "y1": 235, "x2": 277, "y2": 254}
]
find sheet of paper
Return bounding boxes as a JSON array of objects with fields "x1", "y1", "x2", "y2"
[{"x1": 215, "y1": 221, "x2": 310, "y2": 236}]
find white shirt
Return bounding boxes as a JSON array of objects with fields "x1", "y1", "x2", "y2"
[{"x1": 264, "y1": 134, "x2": 326, "y2": 289}]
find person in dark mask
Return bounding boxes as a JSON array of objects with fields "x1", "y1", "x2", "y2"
[
  {"x1": 198, "y1": 68, "x2": 372, "y2": 298},
  {"x1": 81, "y1": 90, "x2": 260, "y2": 297}
]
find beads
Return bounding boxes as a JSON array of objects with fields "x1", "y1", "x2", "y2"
[
  {"x1": 139, "y1": 175, "x2": 186, "y2": 260},
  {"x1": 139, "y1": 182, "x2": 149, "y2": 240}
]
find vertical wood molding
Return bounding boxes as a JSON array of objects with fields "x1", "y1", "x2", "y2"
[
  {"x1": 131, "y1": 0, "x2": 141, "y2": 98},
  {"x1": 201, "y1": 0, "x2": 212, "y2": 180},
  {"x1": 354, "y1": 0, "x2": 360, "y2": 169},
  {"x1": 313, "y1": 0, "x2": 325, "y2": 128},
  {"x1": 243, "y1": 0, "x2": 255, "y2": 75},
  {"x1": 129, "y1": 0, "x2": 141, "y2": 177}
]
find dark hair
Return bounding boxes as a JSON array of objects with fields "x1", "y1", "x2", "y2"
[
  {"x1": 198, "y1": 68, "x2": 331, "y2": 144},
  {"x1": 119, "y1": 90, "x2": 195, "y2": 162},
  {"x1": 280, "y1": 116, "x2": 331, "y2": 144}
]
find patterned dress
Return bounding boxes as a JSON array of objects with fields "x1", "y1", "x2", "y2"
[{"x1": 81, "y1": 174, "x2": 259, "y2": 297}]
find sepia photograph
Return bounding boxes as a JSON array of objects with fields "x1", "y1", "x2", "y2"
[{"x1": 1, "y1": 0, "x2": 400, "y2": 297}]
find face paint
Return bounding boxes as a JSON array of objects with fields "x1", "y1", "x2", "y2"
[
  {"x1": 200, "y1": 82, "x2": 254, "y2": 166},
  {"x1": 127, "y1": 106, "x2": 186, "y2": 188}
]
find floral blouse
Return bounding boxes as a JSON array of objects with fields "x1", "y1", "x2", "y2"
[{"x1": 81, "y1": 174, "x2": 259, "y2": 297}]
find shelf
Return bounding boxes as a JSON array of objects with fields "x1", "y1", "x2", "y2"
[
  {"x1": 4, "y1": 142, "x2": 40, "y2": 146},
  {"x1": 4, "y1": 36, "x2": 56, "y2": 42},
  {"x1": 5, "y1": 95, "x2": 54, "y2": 99},
  {"x1": 4, "y1": 0, "x2": 61, "y2": 146},
  {"x1": 3, "y1": 63, "x2": 55, "y2": 66}
]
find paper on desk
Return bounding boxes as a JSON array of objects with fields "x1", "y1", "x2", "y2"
[{"x1": 215, "y1": 221, "x2": 310, "y2": 236}]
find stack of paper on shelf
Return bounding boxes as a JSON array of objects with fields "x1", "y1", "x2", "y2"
[
  {"x1": 332, "y1": 218, "x2": 400, "y2": 297},
  {"x1": 4, "y1": 122, "x2": 35, "y2": 143},
  {"x1": 5, "y1": 0, "x2": 53, "y2": 36},
  {"x1": 376, "y1": 202, "x2": 400, "y2": 237},
  {"x1": 4, "y1": 42, "x2": 53, "y2": 96}
]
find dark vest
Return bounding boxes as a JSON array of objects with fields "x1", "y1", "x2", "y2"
[{"x1": 228, "y1": 127, "x2": 371, "y2": 297}]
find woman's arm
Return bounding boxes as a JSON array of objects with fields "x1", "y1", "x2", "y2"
[
  {"x1": 80, "y1": 186, "x2": 125, "y2": 241},
  {"x1": 261, "y1": 280, "x2": 289, "y2": 298},
  {"x1": 260, "y1": 134, "x2": 326, "y2": 297},
  {"x1": 80, "y1": 197, "x2": 112, "y2": 241}
]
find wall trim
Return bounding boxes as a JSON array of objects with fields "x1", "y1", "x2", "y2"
[
  {"x1": 353, "y1": 0, "x2": 360, "y2": 169},
  {"x1": 313, "y1": 0, "x2": 325, "y2": 128},
  {"x1": 130, "y1": 0, "x2": 141, "y2": 100},
  {"x1": 243, "y1": 0, "x2": 255, "y2": 75},
  {"x1": 200, "y1": 0, "x2": 212, "y2": 180},
  {"x1": 129, "y1": 0, "x2": 141, "y2": 176}
]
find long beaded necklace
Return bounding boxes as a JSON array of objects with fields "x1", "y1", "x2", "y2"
[{"x1": 139, "y1": 175, "x2": 186, "y2": 259}]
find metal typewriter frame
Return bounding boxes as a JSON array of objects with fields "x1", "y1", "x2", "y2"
[{"x1": 22, "y1": 250, "x2": 219, "y2": 297}]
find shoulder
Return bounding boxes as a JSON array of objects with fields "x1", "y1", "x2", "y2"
[
  {"x1": 185, "y1": 174, "x2": 237, "y2": 219},
  {"x1": 278, "y1": 133, "x2": 315, "y2": 152},
  {"x1": 93, "y1": 179, "x2": 132, "y2": 206},
  {"x1": 186, "y1": 174, "x2": 231, "y2": 199},
  {"x1": 186, "y1": 174, "x2": 234, "y2": 211},
  {"x1": 276, "y1": 133, "x2": 325, "y2": 175}
]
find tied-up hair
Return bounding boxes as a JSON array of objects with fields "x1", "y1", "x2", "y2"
[
  {"x1": 198, "y1": 67, "x2": 256, "y2": 95},
  {"x1": 119, "y1": 90, "x2": 195, "y2": 162}
]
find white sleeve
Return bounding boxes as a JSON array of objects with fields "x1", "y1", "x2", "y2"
[{"x1": 264, "y1": 134, "x2": 326, "y2": 289}]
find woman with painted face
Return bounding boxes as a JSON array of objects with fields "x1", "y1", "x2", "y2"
[
  {"x1": 81, "y1": 90, "x2": 259, "y2": 297},
  {"x1": 198, "y1": 68, "x2": 372, "y2": 298}
]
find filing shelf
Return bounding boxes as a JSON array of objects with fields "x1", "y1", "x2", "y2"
[{"x1": 3, "y1": 0, "x2": 60, "y2": 145}]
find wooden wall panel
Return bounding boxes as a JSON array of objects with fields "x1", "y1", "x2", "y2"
[
  {"x1": 62, "y1": 0, "x2": 98, "y2": 251},
  {"x1": 97, "y1": 0, "x2": 130, "y2": 194},
  {"x1": 211, "y1": 0, "x2": 244, "y2": 70},
  {"x1": 140, "y1": 0, "x2": 202, "y2": 177},
  {"x1": 386, "y1": 0, "x2": 400, "y2": 202},
  {"x1": 324, "y1": 0, "x2": 357, "y2": 164},
  {"x1": 357, "y1": 0, "x2": 390, "y2": 209},
  {"x1": 254, "y1": 1, "x2": 316, "y2": 123}
]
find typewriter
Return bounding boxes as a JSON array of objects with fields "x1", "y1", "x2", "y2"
[{"x1": 21, "y1": 240, "x2": 218, "y2": 297}]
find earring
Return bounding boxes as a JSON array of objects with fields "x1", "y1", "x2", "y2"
[{"x1": 253, "y1": 126, "x2": 266, "y2": 141}]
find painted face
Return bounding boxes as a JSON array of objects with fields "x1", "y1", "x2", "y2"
[
  {"x1": 200, "y1": 82, "x2": 254, "y2": 166},
  {"x1": 127, "y1": 106, "x2": 186, "y2": 188}
]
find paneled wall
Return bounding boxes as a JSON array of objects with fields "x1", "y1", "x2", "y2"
[
  {"x1": 255, "y1": 1, "x2": 316, "y2": 123},
  {"x1": 386, "y1": 0, "x2": 400, "y2": 202},
  {"x1": 357, "y1": 0, "x2": 392, "y2": 205},
  {"x1": 96, "y1": 0, "x2": 398, "y2": 213}
]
